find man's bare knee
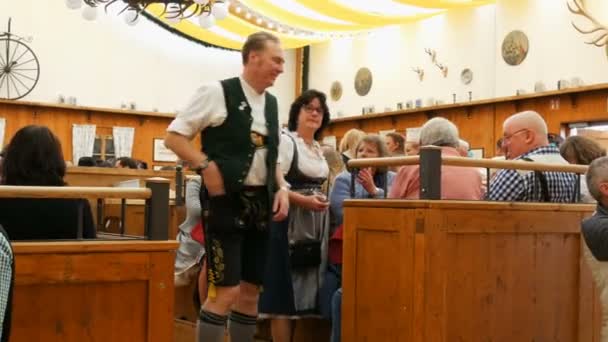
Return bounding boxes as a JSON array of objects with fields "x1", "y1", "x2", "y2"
[
  {"x1": 234, "y1": 282, "x2": 260, "y2": 315},
  {"x1": 203, "y1": 285, "x2": 241, "y2": 315}
]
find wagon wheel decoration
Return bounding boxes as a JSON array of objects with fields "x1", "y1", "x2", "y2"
[{"x1": 0, "y1": 18, "x2": 40, "y2": 100}]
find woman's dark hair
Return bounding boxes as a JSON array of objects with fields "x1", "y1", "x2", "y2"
[
  {"x1": 2, "y1": 125, "x2": 66, "y2": 186},
  {"x1": 78, "y1": 156, "x2": 96, "y2": 167},
  {"x1": 560, "y1": 135, "x2": 606, "y2": 165},
  {"x1": 287, "y1": 89, "x2": 331, "y2": 140},
  {"x1": 116, "y1": 157, "x2": 138, "y2": 169}
]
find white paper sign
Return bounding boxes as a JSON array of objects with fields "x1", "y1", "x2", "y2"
[{"x1": 153, "y1": 138, "x2": 178, "y2": 162}]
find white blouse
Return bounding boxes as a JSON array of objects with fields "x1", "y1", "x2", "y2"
[
  {"x1": 279, "y1": 130, "x2": 329, "y2": 179},
  {"x1": 167, "y1": 76, "x2": 279, "y2": 186}
]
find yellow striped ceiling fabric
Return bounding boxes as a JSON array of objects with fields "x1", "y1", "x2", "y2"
[{"x1": 144, "y1": 0, "x2": 495, "y2": 50}]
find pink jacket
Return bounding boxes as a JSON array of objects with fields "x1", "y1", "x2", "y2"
[{"x1": 388, "y1": 147, "x2": 484, "y2": 200}]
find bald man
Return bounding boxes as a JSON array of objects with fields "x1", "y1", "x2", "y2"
[{"x1": 487, "y1": 111, "x2": 577, "y2": 202}]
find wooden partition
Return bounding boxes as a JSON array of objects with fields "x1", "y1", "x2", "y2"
[
  {"x1": 342, "y1": 200, "x2": 600, "y2": 342},
  {"x1": 63, "y1": 167, "x2": 191, "y2": 238},
  {"x1": 326, "y1": 83, "x2": 608, "y2": 157},
  {"x1": 65, "y1": 166, "x2": 183, "y2": 190},
  {"x1": 9, "y1": 240, "x2": 178, "y2": 342}
]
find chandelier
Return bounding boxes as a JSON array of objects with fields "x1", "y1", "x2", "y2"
[{"x1": 64, "y1": 0, "x2": 229, "y2": 28}]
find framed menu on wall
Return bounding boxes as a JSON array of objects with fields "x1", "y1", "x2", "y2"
[{"x1": 153, "y1": 138, "x2": 178, "y2": 162}]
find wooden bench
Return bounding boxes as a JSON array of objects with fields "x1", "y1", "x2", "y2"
[
  {"x1": 0, "y1": 181, "x2": 178, "y2": 341},
  {"x1": 343, "y1": 151, "x2": 600, "y2": 341},
  {"x1": 10, "y1": 240, "x2": 178, "y2": 342}
]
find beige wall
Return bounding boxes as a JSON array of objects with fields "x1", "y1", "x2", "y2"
[
  {"x1": 1, "y1": 1, "x2": 297, "y2": 123},
  {"x1": 309, "y1": 0, "x2": 608, "y2": 119}
]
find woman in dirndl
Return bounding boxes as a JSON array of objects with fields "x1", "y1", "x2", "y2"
[{"x1": 259, "y1": 89, "x2": 331, "y2": 342}]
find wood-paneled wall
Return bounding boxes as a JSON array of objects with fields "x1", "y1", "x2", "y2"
[
  {"x1": 0, "y1": 99, "x2": 201, "y2": 167},
  {"x1": 326, "y1": 83, "x2": 608, "y2": 157},
  {"x1": 342, "y1": 200, "x2": 599, "y2": 342}
]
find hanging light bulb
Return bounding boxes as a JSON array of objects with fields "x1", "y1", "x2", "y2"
[
  {"x1": 124, "y1": 10, "x2": 139, "y2": 26},
  {"x1": 82, "y1": 6, "x2": 98, "y2": 21},
  {"x1": 211, "y1": 1, "x2": 229, "y2": 20},
  {"x1": 65, "y1": 0, "x2": 82, "y2": 10},
  {"x1": 245, "y1": 12, "x2": 252, "y2": 19},
  {"x1": 199, "y1": 13, "x2": 216, "y2": 29}
]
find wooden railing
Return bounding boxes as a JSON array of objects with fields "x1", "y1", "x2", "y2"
[
  {"x1": 348, "y1": 146, "x2": 587, "y2": 200},
  {"x1": 0, "y1": 178, "x2": 170, "y2": 240}
]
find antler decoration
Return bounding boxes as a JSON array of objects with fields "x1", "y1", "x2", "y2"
[
  {"x1": 424, "y1": 48, "x2": 437, "y2": 63},
  {"x1": 567, "y1": 0, "x2": 608, "y2": 47},
  {"x1": 434, "y1": 62, "x2": 448, "y2": 78},
  {"x1": 411, "y1": 67, "x2": 424, "y2": 81}
]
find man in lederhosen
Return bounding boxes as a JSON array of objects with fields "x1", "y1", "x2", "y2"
[{"x1": 164, "y1": 32, "x2": 290, "y2": 342}]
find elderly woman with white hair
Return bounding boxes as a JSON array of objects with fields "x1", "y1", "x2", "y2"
[{"x1": 388, "y1": 117, "x2": 484, "y2": 200}]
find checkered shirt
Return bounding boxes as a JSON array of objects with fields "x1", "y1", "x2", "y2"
[
  {"x1": 487, "y1": 145, "x2": 578, "y2": 202},
  {"x1": 0, "y1": 232, "x2": 11, "y2": 341}
]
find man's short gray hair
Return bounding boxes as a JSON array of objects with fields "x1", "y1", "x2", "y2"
[
  {"x1": 586, "y1": 156, "x2": 608, "y2": 201},
  {"x1": 419, "y1": 117, "x2": 459, "y2": 148}
]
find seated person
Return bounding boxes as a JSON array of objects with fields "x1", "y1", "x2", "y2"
[
  {"x1": 338, "y1": 128, "x2": 365, "y2": 167},
  {"x1": 0, "y1": 225, "x2": 13, "y2": 342},
  {"x1": 487, "y1": 111, "x2": 577, "y2": 202},
  {"x1": 582, "y1": 157, "x2": 608, "y2": 261},
  {"x1": 560, "y1": 135, "x2": 606, "y2": 203},
  {"x1": 385, "y1": 132, "x2": 405, "y2": 156},
  {"x1": 388, "y1": 118, "x2": 484, "y2": 200},
  {"x1": 0, "y1": 125, "x2": 96, "y2": 240},
  {"x1": 77, "y1": 156, "x2": 96, "y2": 167},
  {"x1": 404, "y1": 141, "x2": 419, "y2": 156},
  {"x1": 115, "y1": 157, "x2": 138, "y2": 169},
  {"x1": 330, "y1": 134, "x2": 396, "y2": 226}
]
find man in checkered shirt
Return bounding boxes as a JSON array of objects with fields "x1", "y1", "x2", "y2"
[
  {"x1": 0, "y1": 225, "x2": 12, "y2": 342},
  {"x1": 487, "y1": 111, "x2": 577, "y2": 202}
]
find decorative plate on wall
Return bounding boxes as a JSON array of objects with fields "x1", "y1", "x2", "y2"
[
  {"x1": 460, "y1": 68, "x2": 473, "y2": 85},
  {"x1": 502, "y1": 30, "x2": 529, "y2": 66},
  {"x1": 330, "y1": 81, "x2": 342, "y2": 101},
  {"x1": 354, "y1": 67, "x2": 373, "y2": 96}
]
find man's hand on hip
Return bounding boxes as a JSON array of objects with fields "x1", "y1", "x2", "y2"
[{"x1": 202, "y1": 161, "x2": 226, "y2": 196}]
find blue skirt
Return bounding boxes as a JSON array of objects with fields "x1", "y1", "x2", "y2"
[{"x1": 258, "y1": 217, "x2": 297, "y2": 315}]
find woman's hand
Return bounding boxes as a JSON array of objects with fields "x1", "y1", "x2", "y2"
[
  {"x1": 307, "y1": 194, "x2": 330, "y2": 212},
  {"x1": 356, "y1": 168, "x2": 378, "y2": 196}
]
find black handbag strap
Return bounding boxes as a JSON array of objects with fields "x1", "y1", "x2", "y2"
[{"x1": 522, "y1": 157, "x2": 550, "y2": 202}]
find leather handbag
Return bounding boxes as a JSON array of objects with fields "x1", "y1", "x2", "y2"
[{"x1": 289, "y1": 239, "x2": 322, "y2": 269}]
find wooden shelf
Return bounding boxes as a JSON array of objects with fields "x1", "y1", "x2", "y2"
[
  {"x1": 331, "y1": 82, "x2": 608, "y2": 124},
  {"x1": 0, "y1": 98, "x2": 176, "y2": 119}
]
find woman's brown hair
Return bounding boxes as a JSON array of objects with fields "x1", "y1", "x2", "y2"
[{"x1": 560, "y1": 135, "x2": 606, "y2": 165}]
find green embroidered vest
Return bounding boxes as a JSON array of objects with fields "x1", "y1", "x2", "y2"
[{"x1": 201, "y1": 77, "x2": 279, "y2": 197}]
